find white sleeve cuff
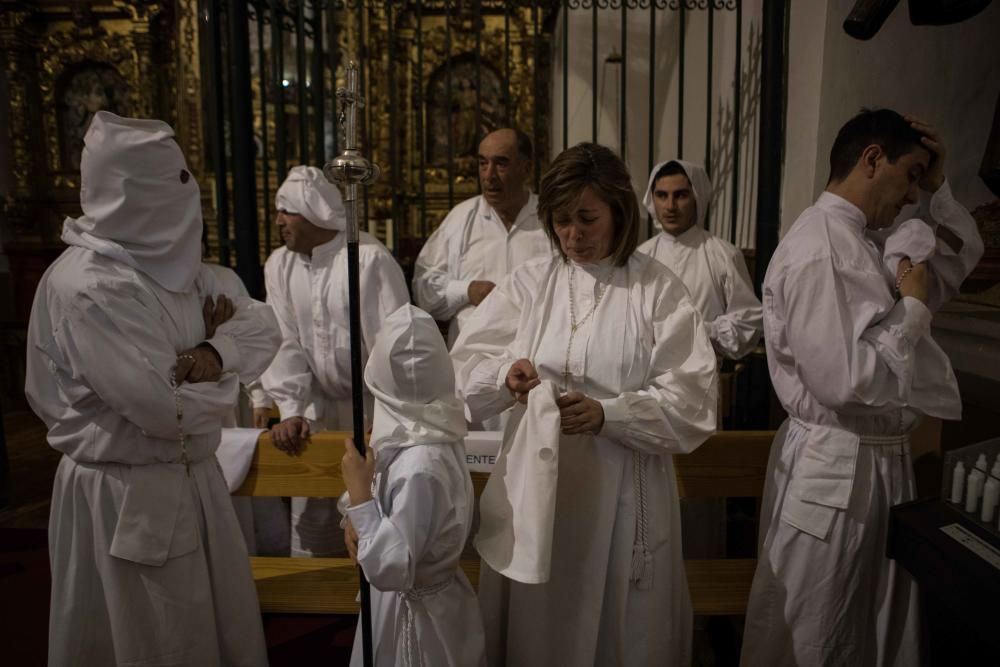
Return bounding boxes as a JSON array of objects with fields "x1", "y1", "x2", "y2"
[
  {"x1": 898, "y1": 296, "x2": 932, "y2": 344},
  {"x1": 247, "y1": 384, "x2": 274, "y2": 409},
  {"x1": 445, "y1": 279, "x2": 473, "y2": 312},
  {"x1": 597, "y1": 396, "x2": 629, "y2": 425},
  {"x1": 344, "y1": 499, "x2": 381, "y2": 539},
  {"x1": 204, "y1": 333, "x2": 239, "y2": 372}
]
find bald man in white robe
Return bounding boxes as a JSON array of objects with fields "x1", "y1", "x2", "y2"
[
  {"x1": 257, "y1": 165, "x2": 410, "y2": 557},
  {"x1": 26, "y1": 111, "x2": 280, "y2": 666}
]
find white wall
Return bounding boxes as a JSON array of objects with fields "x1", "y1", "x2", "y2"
[
  {"x1": 783, "y1": 0, "x2": 1000, "y2": 234},
  {"x1": 549, "y1": 3, "x2": 763, "y2": 245}
]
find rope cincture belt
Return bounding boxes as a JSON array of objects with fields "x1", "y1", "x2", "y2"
[
  {"x1": 398, "y1": 576, "x2": 454, "y2": 667},
  {"x1": 631, "y1": 451, "x2": 653, "y2": 591}
]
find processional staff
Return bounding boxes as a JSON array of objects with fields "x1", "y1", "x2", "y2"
[{"x1": 324, "y1": 60, "x2": 379, "y2": 667}]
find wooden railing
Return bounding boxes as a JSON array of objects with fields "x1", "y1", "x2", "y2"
[{"x1": 235, "y1": 430, "x2": 775, "y2": 616}]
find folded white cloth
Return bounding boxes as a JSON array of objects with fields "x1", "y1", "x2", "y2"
[
  {"x1": 883, "y1": 218, "x2": 937, "y2": 279},
  {"x1": 216, "y1": 428, "x2": 265, "y2": 492},
  {"x1": 475, "y1": 381, "x2": 561, "y2": 584}
]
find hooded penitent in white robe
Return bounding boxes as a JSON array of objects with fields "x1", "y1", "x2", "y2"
[
  {"x1": 412, "y1": 194, "x2": 552, "y2": 347},
  {"x1": 451, "y1": 253, "x2": 718, "y2": 666},
  {"x1": 639, "y1": 159, "x2": 763, "y2": 360},
  {"x1": 741, "y1": 183, "x2": 983, "y2": 667},
  {"x1": 343, "y1": 305, "x2": 485, "y2": 667},
  {"x1": 25, "y1": 111, "x2": 281, "y2": 667},
  {"x1": 260, "y1": 167, "x2": 410, "y2": 556}
]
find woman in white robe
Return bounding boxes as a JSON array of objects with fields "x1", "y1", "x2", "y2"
[
  {"x1": 25, "y1": 112, "x2": 281, "y2": 666},
  {"x1": 340, "y1": 304, "x2": 485, "y2": 667},
  {"x1": 451, "y1": 143, "x2": 718, "y2": 666}
]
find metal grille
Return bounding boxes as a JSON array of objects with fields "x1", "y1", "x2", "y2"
[{"x1": 200, "y1": 0, "x2": 780, "y2": 298}]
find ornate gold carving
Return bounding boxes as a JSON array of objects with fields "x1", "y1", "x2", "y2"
[
  {"x1": 1, "y1": 1, "x2": 170, "y2": 244},
  {"x1": 39, "y1": 25, "x2": 151, "y2": 188},
  {"x1": 175, "y1": 0, "x2": 203, "y2": 176}
]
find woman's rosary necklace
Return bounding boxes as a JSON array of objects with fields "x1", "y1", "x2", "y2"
[{"x1": 562, "y1": 263, "x2": 610, "y2": 392}]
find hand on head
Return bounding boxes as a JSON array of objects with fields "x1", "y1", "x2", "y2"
[
  {"x1": 505, "y1": 359, "x2": 541, "y2": 404},
  {"x1": 904, "y1": 115, "x2": 946, "y2": 192},
  {"x1": 271, "y1": 415, "x2": 310, "y2": 455}
]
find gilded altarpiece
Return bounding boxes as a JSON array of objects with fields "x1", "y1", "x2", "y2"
[
  {"x1": 0, "y1": 0, "x2": 176, "y2": 406},
  {"x1": 213, "y1": 1, "x2": 554, "y2": 271}
]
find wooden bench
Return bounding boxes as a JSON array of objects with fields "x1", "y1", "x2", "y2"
[{"x1": 234, "y1": 430, "x2": 775, "y2": 616}]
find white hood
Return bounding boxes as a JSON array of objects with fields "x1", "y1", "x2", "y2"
[
  {"x1": 275, "y1": 165, "x2": 346, "y2": 231},
  {"x1": 61, "y1": 111, "x2": 203, "y2": 293},
  {"x1": 642, "y1": 159, "x2": 713, "y2": 229},
  {"x1": 364, "y1": 305, "x2": 468, "y2": 452}
]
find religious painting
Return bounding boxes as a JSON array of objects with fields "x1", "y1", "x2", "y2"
[
  {"x1": 426, "y1": 56, "x2": 504, "y2": 169},
  {"x1": 57, "y1": 63, "x2": 131, "y2": 170}
]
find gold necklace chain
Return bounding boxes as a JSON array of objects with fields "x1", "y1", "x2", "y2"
[{"x1": 562, "y1": 263, "x2": 610, "y2": 391}]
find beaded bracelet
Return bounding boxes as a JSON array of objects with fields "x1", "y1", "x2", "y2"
[{"x1": 895, "y1": 265, "x2": 914, "y2": 298}]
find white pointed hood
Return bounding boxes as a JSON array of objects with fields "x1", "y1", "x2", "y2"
[
  {"x1": 275, "y1": 165, "x2": 346, "y2": 231},
  {"x1": 364, "y1": 305, "x2": 468, "y2": 452},
  {"x1": 61, "y1": 111, "x2": 203, "y2": 293},
  {"x1": 642, "y1": 159, "x2": 713, "y2": 229}
]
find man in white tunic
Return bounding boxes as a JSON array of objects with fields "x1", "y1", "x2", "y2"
[
  {"x1": 340, "y1": 304, "x2": 485, "y2": 666},
  {"x1": 25, "y1": 111, "x2": 280, "y2": 666},
  {"x1": 257, "y1": 165, "x2": 409, "y2": 556},
  {"x1": 452, "y1": 143, "x2": 718, "y2": 666},
  {"x1": 639, "y1": 158, "x2": 762, "y2": 360},
  {"x1": 741, "y1": 110, "x2": 983, "y2": 666},
  {"x1": 412, "y1": 128, "x2": 552, "y2": 347}
]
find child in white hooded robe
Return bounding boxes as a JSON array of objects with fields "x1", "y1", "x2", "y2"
[{"x1": 341, "y1": 304, "x2": 486, "y2": 667}]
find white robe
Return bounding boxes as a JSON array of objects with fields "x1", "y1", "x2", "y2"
[
  {"x1": 344, "y1": 304, "x2": 484, "y2": 666},
  {"x1": 638, "y1": 226, "x2": 763, "y2": 360},
  {"x1": 742, "y1": 182, "x2": 983, "y2": 667},
  {"x1": 346, "y1": 445, "x2": 484, "y2": 667},
  {"x1": 260, "y1": 232, "x2": 409, "y2": 556},
  {"x1": 412, "y1": 194, "x2": 553, "y2": 347},
  {"x1": 26, "y1": 250, "x2": 281, "y2": 667},
  {"x1": 451, "y1": 253, "x2": 718, "y2": 666}
]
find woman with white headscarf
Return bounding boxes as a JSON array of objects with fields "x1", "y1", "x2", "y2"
[
  {"x1": 26, "y1": 111, "x2": 280, "y2": 666},
  {"x1": 340, "y1": 304, "x2": 485, "y2": 667}
]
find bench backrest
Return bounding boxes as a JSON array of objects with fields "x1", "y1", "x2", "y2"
[{"x1": 233, "y1": 430, "x2": 776, "y2": 499}]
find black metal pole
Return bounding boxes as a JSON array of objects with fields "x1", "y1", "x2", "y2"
[
  {"x1": 270, "y1": 0, "x2": 287, "y2": 182},
  {"x1": 347, "y1": 218, "x2": 373, "y2": 667},
  {"x1": 754, "y1": 0, "x2": 786, "y2": 294},
  {"x1": 257, "y1": 8, "x2": 271, "y2": 253},
  {"x1": 677, "y1": 4, "x2": 685, "y2": 159},
  {"x1": 227, "y1": 0, "x2": 261, "y2": 297},
  {"x1": 563, "y1": 0, "x2": 569, "y2": 151},
  {"x1": 208, "y1": 0, "x2": 230, "y2": 266},
  {"x1": 295, "y1": 0, "x2": 308, "y2": 165},
  {"x1": 730, "y1": 0, "x2": 743, "y2": 245},
  {"x1": 591, "y1": 1, "x2": 597, "y2": 142},
  {"x1": 325, "y1": 61, "x2": 376, "y2": 667},
  {"x1": 312, "y1": 5, "x2": 325, "y2": 166}
]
